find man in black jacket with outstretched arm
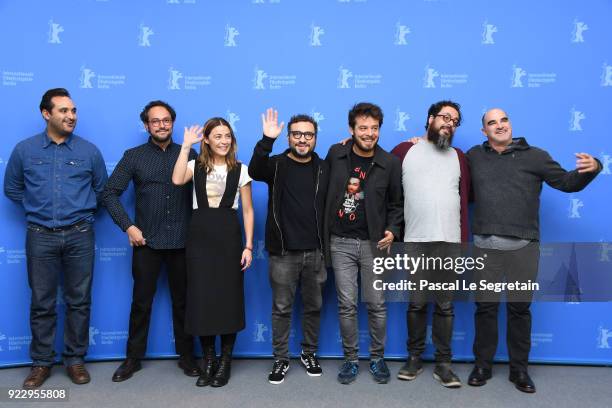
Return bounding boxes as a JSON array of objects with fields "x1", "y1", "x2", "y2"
[{"x1": 249, "y1": 108, "x2": 329, "y2": 385}]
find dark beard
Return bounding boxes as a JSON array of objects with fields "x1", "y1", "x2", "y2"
[
  {"x1": 150, "y1": 131, "x2": 172, "y2": 144},
  {"x1": 290, "y1": 145, "x2": 312, "y2": 158},
  {"x1": 352, "y1": 135, "x2": 376, "y2": 152},
  {"x1": 427, "y1": 127, "x2": 453, "y2": 150}
]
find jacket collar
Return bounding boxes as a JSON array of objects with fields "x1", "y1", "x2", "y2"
[
  {"x1": 338, "y1": 140, "x2": 388, "y2": 169},
  {"x1": 280, "y1": 148, "x2": 322, "y2": 165},
  {"x1": 483, "y1": 137, "x2": 530, "y2": 154}
]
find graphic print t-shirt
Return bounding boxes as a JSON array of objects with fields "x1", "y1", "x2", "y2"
[
  {"x1": 187, "y1": 161, "x2": 251, "y2": 209},
  {"x1": 331, "y1": 150, "x2": 372, "y2": 240}
]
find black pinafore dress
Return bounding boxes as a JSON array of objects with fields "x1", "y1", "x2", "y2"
[{"x1": 184, "y1": 163, "x2": 245, "y2": 336}]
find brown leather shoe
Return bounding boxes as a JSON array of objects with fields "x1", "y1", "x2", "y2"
[
  {"x1": 66, "y1": 363, "x2": 91, "y2": 385},
  {"x1": 23, "y1": 366, "x2": 51, "y2": 389}
]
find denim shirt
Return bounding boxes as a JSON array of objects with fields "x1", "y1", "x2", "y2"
[{"x1": 4, "y1": 132, "x2": 108, "y2": 228}]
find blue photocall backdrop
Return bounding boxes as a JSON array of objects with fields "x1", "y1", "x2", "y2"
[{"x1": 0, "y1": 0, "x2": 611, "y2": 367}]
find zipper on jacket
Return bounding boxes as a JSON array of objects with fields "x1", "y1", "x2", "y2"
[
  {"x1": 314, "y1": 164, "x2": 324, "y2": 253},
  {"x1": 363, "y1": 160, "x2": 375, "y2": 237},
  {"x1": 272, "y1": 161, "x2": 286, "y2": 255}
]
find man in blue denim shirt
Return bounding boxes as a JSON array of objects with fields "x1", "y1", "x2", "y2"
[{"x1": 4, "y1": 88, "x2": 108, "y2": 388}]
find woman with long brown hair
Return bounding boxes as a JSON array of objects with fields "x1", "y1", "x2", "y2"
[{"x1": 172, "y1": 117, "x2": 254, "y2": 387}]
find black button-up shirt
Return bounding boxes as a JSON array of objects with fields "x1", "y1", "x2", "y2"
[{"x1": 103, "y1": 138, "x2": 197, "y2": 249}]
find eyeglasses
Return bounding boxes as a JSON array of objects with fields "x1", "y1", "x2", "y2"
[
  {"x1": 289, "y1": 131, "x2": 315, "y2": 140},
  {"x1": 149, "y1": 118, "x2": 172, "y2": 127},
  {"x1": 435, "y1": 114, "x2": 460, "y2": 127}
]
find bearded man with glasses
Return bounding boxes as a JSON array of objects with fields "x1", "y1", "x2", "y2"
[
  {"x1": 391, "y1": 100, "x2": 471, "y2": 388},
  {"x1": 249, "y1": 109, "x2": 330, "y2": 385},
  {"x1": 103, "y1": 100, "x2": 200, "y2": 382}
]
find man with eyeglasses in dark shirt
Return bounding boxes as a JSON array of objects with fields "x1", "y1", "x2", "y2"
[
  {"x1": 249, "y1": 109, "x2": 329, "y2": 385},
  {"x1": 103, "y1": 100, "x2": 199, "y2": 382}
]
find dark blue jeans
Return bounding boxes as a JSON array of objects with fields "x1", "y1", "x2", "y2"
[{"x1": 26, "y1": 221, "x2": 94, "y2": 367}]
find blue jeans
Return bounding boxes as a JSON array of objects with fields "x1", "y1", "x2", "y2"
[
  {"x1": 26, "y1": 221, "x2": 95, "y2": 367},
  {"x1": 330, "y1": 235, "x2": 386, "y2": 361},
  {"x1": 269, "y1": 249, "x2": 327, "y2": 360}
]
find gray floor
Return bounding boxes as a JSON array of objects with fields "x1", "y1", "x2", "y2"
[{"x1": 1, "y1": 359, "x2": 611, "y2": 408}]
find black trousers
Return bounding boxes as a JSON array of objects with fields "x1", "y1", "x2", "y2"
[
  {"x1": 126, "y1": 246, "x2": 194, "y2": 358},
  {"x1": 473, "y1": 242, "x2": 540, "y2": 373},
  {"x1": 406, "y1": 242, "x2": 458, "y2": 363}
]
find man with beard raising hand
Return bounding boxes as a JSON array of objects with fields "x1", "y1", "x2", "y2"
[
  {"x1": 249, "y1": 109, "x2": 329, "y2": 384},
  {"x1": 391, "y1": 100, "x2": 470, "y2": 388}
]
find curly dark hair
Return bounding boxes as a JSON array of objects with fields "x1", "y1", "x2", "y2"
[
  {"x1": 348, "y1": 102, "x2": 384, "y2": 129},
  {"x1": 424, "y1": 100, "x2": 461, "y2": 130}
]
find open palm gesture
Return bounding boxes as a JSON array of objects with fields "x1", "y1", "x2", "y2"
[
  {"x1": 183, "y1": 125, "x2": 203, "y2": 146},
  {"x1": 261, "y1": 108, "x2": 285, "y2": 139}
]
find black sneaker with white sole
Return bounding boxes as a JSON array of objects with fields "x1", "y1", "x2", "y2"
[
  {"x1": 300, "y1": 352, "x2": 322, "y2": 376},
  {"x1": 268, "y1": 360, "x2": 290, "y2": 384},
  {"x1": 433, "y1": 364, "x2": 462, "y2": 388},
  {"x1": 397, "y1": 356, "x2": 423, "y2": 381}
]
